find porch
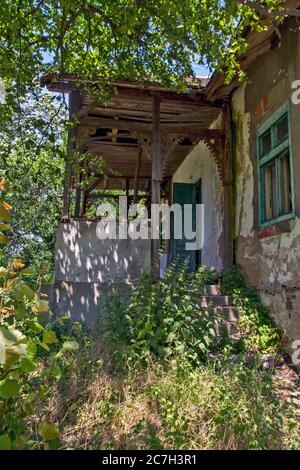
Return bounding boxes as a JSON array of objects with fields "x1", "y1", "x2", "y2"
[{"x1": 42, "y1": 77, "x2": 234, "y2": 322}]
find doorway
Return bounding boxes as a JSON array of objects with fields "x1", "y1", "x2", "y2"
[{"x1": 172, "y1": 179, "x2": 202, "y2": 272}]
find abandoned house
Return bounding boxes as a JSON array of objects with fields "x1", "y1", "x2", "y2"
[{"x1": 42, "y1": 6, "x2": 300, "y2": 352}]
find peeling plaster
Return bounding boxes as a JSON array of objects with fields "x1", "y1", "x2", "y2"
[
  {"x1": 173, "y1": 116, "x2": 224, "y2": 270},
  {"x1": 233, "y1": 85, "x2": 254, "y2": 239},
  {"x1": 232, "y1": 31, "x2": 300, "y2": 349}
]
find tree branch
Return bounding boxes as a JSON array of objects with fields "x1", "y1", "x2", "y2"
[{"x1": 236, "y1": 0, "x2": 300, "y2": 18}]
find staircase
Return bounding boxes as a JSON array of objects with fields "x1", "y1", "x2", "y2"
[{"x1": 200, "y1": 284, "x2": 240, "y2": 338}]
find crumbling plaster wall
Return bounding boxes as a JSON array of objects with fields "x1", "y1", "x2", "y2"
[
  {"x1": 233, "y1": 19, "x2": 300, "y2": 351},
  {"x1": 173, "y1": 116, "x2": 224, "y2": 270}
]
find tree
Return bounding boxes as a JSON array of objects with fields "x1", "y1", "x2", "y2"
[
  {"x1": 0, "y1": 1, "x2": 287, "y2": 102},
  {"x1": 0, "y1": 0, "x2": 292, "y2": 275},
  {"x1": 0, "y1": 90, "x2": 67, "y2": 279}
]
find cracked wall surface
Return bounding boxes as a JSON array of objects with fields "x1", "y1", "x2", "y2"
[
  {"x1": 173, "y1": 116, "x2": 224, "y2": 271},
  {"x1": 232, "y1": 19, "x2": 300, "y2": 352}
]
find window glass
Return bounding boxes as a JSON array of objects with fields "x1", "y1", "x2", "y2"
[
  {"x1": 258, "y1": 106, "x2": 293, "y2": 225},
  {"x1": 263, "y1": 163, "x2": 278, "y2": 221},
  {"x1": 280, "y1": 153, "x2": 292, "y2": 214},
  {"x1": 260, "y1": 130, "x2": 272, "y2": 157},
  {"x1": 275, "y1": 115, "x2": 288, "y2": 146}
]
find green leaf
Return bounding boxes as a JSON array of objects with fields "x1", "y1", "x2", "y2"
[
  {"x1": 12, "y1": 283, "x2": 35, "y2": 301},
  {"x1": 15, "y1": 302, "x2": 27, "y2": 319},
  {"x1": 43, "y1": 330, "x2": 58, "y2": 345},
  {"x1": 47, "y1": 439, "x2": 60, "y2": 450},
  {"x1": 0, "y1": 232, "x2": 8, "y2": 244},
  {"x1": 204, "y1": 335, "x2": 211, "y2": 346},
  {"x1": 0, "y1": 223, "x2": 10, "y2": 232},
  {"x1": 20, "y1": 267, "x2": 36, "y2": 276},
  {"x1": 0, "y1": 327, "x2": 27, "y2": 365},
  {"x1": 52, "y1": 364, "x2": 62, "y2": 380},
  {"x1": 0, "y1": 435, "x2": 11, "y2": 450},
  {"x1": 38, "y1": 423, "x2": 59, "y2": 441},
  {"x1": 35, "y1": 298, "x2": 49, "y2": 313},
  {"x1": 0, "y1": 266, "x2": 8, "y2": 278},
  {"x1": 0, "y1": 379, "x2": 20, "y2": 399},
  {"x1": 0, "y1": 202, "x2": 12, "y2": 222},
  {"x1": 20, "y1": 356, "x2": 38, "y2": 373},
  {"x1": 28, "y1": 321, "x2": 45, "y2": 334},
  {"x1": 37, "y1": 340, "x2": 50, "y2": 352},
  {"x1": 62, "y1": 340, "x2": 79, "y2": 352}
]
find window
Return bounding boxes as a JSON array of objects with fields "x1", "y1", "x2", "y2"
[{"x1": 257, "y1": 103, "x2": 294, "y2": 226}]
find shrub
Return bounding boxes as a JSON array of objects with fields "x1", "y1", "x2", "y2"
[
  {"x1": 0, "y1": 181, "x2": 79, "y2": 449},
  {"x1": 220, "y1": 266, "x2": 282, "y2": 353},
  {"x1": 101, "y1": 261, "x2": 222, "y2": 368}
]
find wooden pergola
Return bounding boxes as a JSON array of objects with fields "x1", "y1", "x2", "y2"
[{"x1": 42, "y1": 76, "x2": 233, "y2": 275}]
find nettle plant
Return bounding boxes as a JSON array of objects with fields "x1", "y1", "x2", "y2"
[
  {"x1": 102, "y1": 260, "x2": 221, "y2": 368},
  {"x1": 220, "y1": 266, "x2": 282, "y2": 353},
  {"x1": 0, "y1": 180, "x2": 79, "y2": 450}
]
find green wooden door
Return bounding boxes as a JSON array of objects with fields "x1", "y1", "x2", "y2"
[{"x1": 172, "y1": 182, "x2": 201, "y2": 272}]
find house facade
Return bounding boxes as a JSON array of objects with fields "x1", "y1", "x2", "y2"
[
  {"x1": 43, "y1": 11, "x2": 300, "y2": 351},
  {"x1": 175, "y1": 15, "x2": 300, "y2": 351}
]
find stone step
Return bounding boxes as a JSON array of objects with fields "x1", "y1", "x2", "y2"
[
  {"x1": 210, "y1": 306, "x2": 240, "y2": 322},
  {"x1": 207, "y1": 353, "x2": 276, "y2": 371},
  {"x1": 215, "y1": 320, "x2": 240, "y2": 337},
  {"x1": 204, "y1": 284, "x2": 221, "y2": 296},
  {"x1": 200, "y1": 295, "x2": 233, "y2": 307},
  {"x1": 196, "y1": 305, "x2": 240, "y2": 321}
]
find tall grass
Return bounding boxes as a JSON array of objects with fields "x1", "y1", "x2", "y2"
[{"x1": 27, "y1": 266, "x2": 300, "y2": 450}]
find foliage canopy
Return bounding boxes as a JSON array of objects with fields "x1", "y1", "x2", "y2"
[{"x1": 0, "y1": 0, "x2": 283, "y2": 99}]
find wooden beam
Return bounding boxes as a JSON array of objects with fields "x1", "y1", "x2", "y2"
[
  {"x1": 80, "y1": 116, "x2": 222, "y2": 134},
  {"x1": 74, "y1": 174, "x2": 82, "y2": 218},
  {"x1": 86, "y1": 175, "x2": 104, "y2": 194},
  {"x1": 114, "y1": 86, "x2": 222, "y2": 108},
  {"x1": 76, "y1": 99, "x2": 99, "y2": 118},
  {"x1": 151, "y1": 93, "x2": 162, "y2": 281},
  {"x1": 133, "y1": 148, "x2": 142, "y2": 204},
  {"x1": 62, "y1": 90, "x2": 82, "y2": 220},
  {"x1": 223, "y1": 103, "x2": 234, "y2": 270}
]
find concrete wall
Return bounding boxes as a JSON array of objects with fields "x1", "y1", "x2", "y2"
[
  {"x1": 50, "y1": 220, "x2": 151, "y2": 324},
  {"x1": 232, "y1": 18, "x2": 300, "y2": 351},
  {"x1": 55, "y1": 220, "x2": 151, "y2": 283},
  {"x1": 48, "y1": 281, "x2": 132, "y2": 326},
  {"x1": 172, "y1": 117, "x2": 224, "y2": 270}
]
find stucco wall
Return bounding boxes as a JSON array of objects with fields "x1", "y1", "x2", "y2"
[
  {"x1": 172, "y1": 117, "x2": 224, "y2": 270},
  {"x1": 56, "y1": 220, "x2": 151, "y2": 283},
  {"x1": 232, "y1": 18, "x2": 300, "y2": 351},
  {"x1": 50, "y1": 220, "x2": 151, "y2": 324}
]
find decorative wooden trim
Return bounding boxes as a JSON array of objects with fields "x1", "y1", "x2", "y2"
[
  {"x1": 132, "y1": 132, "x2": 152, "y2": 160},
  {"x1": 161, "y1": 135, "x2": 186, "y2": 177},
  {"x1": 198, "y1": 129, "x2": 226, "y2": 183}
]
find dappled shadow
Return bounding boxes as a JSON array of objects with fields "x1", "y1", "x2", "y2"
[
  {"x1": 49, "y1": 220, "x2": 151, "y2": 324},
  {"x1": 56, "y1": 220, "x2": 151, "y2": 283}
]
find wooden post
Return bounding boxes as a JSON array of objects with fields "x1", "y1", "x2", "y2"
[
  {"x1": 62, "y1": 90, "x2": 81, "y2": 220},
  {"x1": 223, "y1": 103, "x2": 234, "y2": 270},
  {"x1": 151, "y1": 93, "x2": 162, "y2": 280},
  {"x1": 82, "y1": 192, "x2": 88, "y2": 216},
  {"x1": 133, "y1": 148, "x2": 142, "y2": 204},
  {"x1": 125, "y1": 177, "x2": 130, "y2": 215},
  {"x1": 74, "y1": 170, "x2": 82, "y2": 218}
]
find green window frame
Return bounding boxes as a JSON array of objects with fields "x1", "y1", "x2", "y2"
[{"x1": 257, "y1": 102, "x2": 295, "y2": 227}]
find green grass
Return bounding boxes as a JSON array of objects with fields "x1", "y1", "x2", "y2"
[
  {"x1": 32, "y1": 337, "x2": 300, "y2": 450},
  {"x1": 4, "y1": 265, "x2": 300, "y2": 450}
]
